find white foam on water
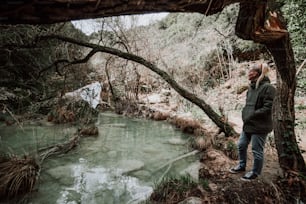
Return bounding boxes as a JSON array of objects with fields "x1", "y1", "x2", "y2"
[{"x1": 56, "y1": 158, "x2": 153, "y2": 204}]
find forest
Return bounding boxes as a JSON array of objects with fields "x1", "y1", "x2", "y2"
[{"x1": 0, "y1": 0, "x2": 305, "y2": 203}]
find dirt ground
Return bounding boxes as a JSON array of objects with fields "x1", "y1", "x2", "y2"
[{"x1": 201, "y1": 64, "x2": 306, "y2": 203}]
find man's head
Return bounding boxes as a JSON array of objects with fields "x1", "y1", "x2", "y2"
[
  {"x1": 248, "y1": 64, "x2": 262, "y2": 82},
  {"x1": 248, "y1": 63, "x2": 270, "y2": 89}
]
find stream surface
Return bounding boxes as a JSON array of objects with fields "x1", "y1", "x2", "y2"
[{"x1": 0, "y1": 112, "x2": 198, "y2": 204}]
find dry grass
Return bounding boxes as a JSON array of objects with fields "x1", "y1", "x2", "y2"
[
  {"x1": 168, "y1": 116, "x2": 202, "y2": 134},
  {"x1": 212, "y1": 135, "x2": 239, "y2": 160},
  {"x1": 79, "y1": 125, "x2": 99, "y2": 137},
  {"x1": 150, "y1": 175, "x2": 207, "y2": 204},
  {"x1": 193, "y1": 136, "x2": 211, "y2": 151},
  {"x1": 0, "y1": 154, "x2": 40, "y2": 199},
  {"x1": 47, "y1": 107, "x2": 75, "y2": 123},
  {"x1": 151, "y1": 111, "x2": 170, "y2": 121}
]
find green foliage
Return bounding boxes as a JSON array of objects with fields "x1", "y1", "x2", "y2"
[
  {"x1": 152, "y1": 175, "x2": 195, "y2": 198},
  {"x1": 273, "y1": 1, "x2": 306, "y2": 95},
  {"x1": 152, "y1": 5, "x2": 254, "y2": 91},
  {"x1": 280, "y1": 120, "x2": 302, "y2": 157},
  {"x1": 280, "y1": 0, "x2": 306, "y2": 64},
  {"x1": 156, "y1": 13, "x2": 204, "y2": 47},
  {"x1": 279, "y1": 0, "x2": 306, "y2": 95},
  {"x1": 0, "y1": 23, "x2": 90, "y2": 113},
  {"x1": 226, "y1": 140, "x2": 237, "y2": 151},
  {"x1": 296, "y1": 105, "x2": 306, "y2": 110},
  {"x1": 199, "y1": 178, "x2": 209, "y2": 189}
]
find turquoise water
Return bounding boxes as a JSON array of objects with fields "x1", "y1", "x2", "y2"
[{"x1": 0, "y1": 112, "x2": 198, "y2": 204}]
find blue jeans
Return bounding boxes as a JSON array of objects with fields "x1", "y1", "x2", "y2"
[{"x1": 237, "y1": 131, "x2": 268, "y2": 175}]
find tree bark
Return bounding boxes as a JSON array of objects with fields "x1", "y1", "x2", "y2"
[
  {"x1": 266, "y1": 37, "x2": 306, "y2": 175},
  {"x1": 41, "y1": 34, "x2": 238, "y2": 137},
  {"x1": 1, "y1": 0, "x2": 245, "y2": 24}
]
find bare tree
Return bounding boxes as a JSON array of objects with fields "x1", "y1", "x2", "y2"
[{"x1": 92, "y1": 16, "x2": 143, "y2": 113}]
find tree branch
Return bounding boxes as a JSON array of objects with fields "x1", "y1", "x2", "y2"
[
  {"x1": 0, "y1": 0, "x2": 246, "y2": 24},
  {"x1": 38, "y1": 48, "x2": 99, "y2": 77},
  {"x1": 40, "y1": 34, "x2": 238, "y2": 137}
]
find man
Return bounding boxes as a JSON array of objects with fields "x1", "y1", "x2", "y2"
[{"x1": 229, "y1": 63, "x2": 276, "y2": 181}]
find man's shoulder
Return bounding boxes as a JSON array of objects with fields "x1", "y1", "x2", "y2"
[
  {"x1": 258, "y1": 82, "x2": 276, "y2": 96},
  {"x1": 261, "y1": 82, "x2": 276, "y2": 98},
  {"x1": 261, "y1": 81, "x2": 275, "y2": 89}
]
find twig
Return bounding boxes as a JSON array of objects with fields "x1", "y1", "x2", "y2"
[
  {"x1": 270, "y1": 181, "x2": 283, "y2": 203},
  {"x1": 94, "y1": 0, "x2": 101, "y2": 10},
  {"x1": 39, "y1": 48, "x2": 99, "y2": 78},
  {"x1": 214, "y1": 28, "x2": 227, "y2": 38},
  {"x1": 158, "y1": 163, "x2": 172, "y2": 184},
  {"x1": 154, "y1": 150, "x2": 200, "y2": 173},
  {"x1": 3, "y1": 105, "x2": 24, "y2": 132},
  {"x1": 296, "y1": 59, "x2": 306, "y2": 76},
  {"x1": 216, "y1": 47, "x2": 225, "y2": 81},
  {"x1": 205, "y1": 0, "x2": 213, "y2": 16}
]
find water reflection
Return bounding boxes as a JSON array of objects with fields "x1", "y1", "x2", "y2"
[
  {"x1": 1, "y1": 112, "x2": 197, "y2": 204},
  {"x1": 56, "y1": 158, "x2": 152, "y2": 204}
]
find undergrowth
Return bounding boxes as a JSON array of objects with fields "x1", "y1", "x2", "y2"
[{"x1": 149, "y1": 175, "x2": 208, "y2": 203}]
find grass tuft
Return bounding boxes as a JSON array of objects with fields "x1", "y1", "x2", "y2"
[
  {"x1": 0, "y1": 153, "x2": 40, "y2": 200},
  {"x1": 150, "y1": 175, "x2": 207, "y2": 203}
]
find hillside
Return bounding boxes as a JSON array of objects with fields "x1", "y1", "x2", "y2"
[{"x1": 87, "y1": 4, "x2": 306, "y2": 153}]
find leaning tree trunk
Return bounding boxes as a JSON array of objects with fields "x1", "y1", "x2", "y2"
[{"x1": 236, "y1": 1, "x2": 306, "y2": 175}]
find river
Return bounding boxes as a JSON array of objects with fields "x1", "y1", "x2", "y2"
[{"x1": 0, "y1": 112, "x2": 198, "y2": 204}]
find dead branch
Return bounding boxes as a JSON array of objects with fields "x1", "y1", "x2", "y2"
[
  {"x1": 38, "y1": 48, "x2": 99, "y2": 77},
  {"x1": 39, "y1": 133, "x2": 80, "y2": 163},
  {"x1": 2, "y1": 105, "x2": 24, "y2": 131},
  {"x1": 296, "y1": 59, "x2": 306, "y2": 76}
]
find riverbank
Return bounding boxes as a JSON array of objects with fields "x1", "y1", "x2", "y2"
[{"x1": 128, "y1": 62, "x2": 306, "y2": 203}]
